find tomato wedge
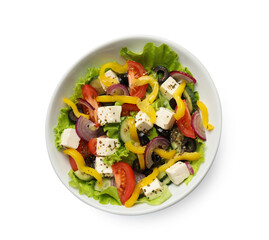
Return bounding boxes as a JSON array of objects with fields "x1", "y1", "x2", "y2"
[
  {"x1": 175, "y1": 100, "x2": 196, "y2": 138},
  {"x1": 112, "y1": 162, "x2": 135, "y2": 205},
  {"x1": 69, "y1": 139, "x2": 91, "y2": 170},
  {"x1": 121, "y1": 103, "x2": 140, "y2": 116},
  {"x1": 88, "y1": 138, "x2": 97, "y2": 156},
  {"x1": 127, "y1": 61, "x2": 148, "y2": 98},
  {"x1": 82, "y1": 84, "x2": 100, "y2": 126}
]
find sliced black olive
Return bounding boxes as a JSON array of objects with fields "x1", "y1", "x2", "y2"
[
  {"x1": 182, "y1": 137, "x2": 196, "y2": 153},
  {"x1": 118, "y1": 72, "x2": 129, "y2": 86},
  {"x1": 68, "y1": 104, "x2": 83, "y2": 124},
  {"x1": 154, "y1": 125, "x2": 171, "y2": 140},
  {"x1": 84, "y1": 155, "x2": 96, "y2": 168},
  {"x1": 142, "y1": 168, "x2": 153, "y2": 176},
  {"x1": 153, "y1": 66, "x2": 169, "y2": 83},
  {"x1": 152, "y1": 152, "x2": 165, "y2": 167},
  {"x1": 138, "y1": 131, "x2": 150, "y2": 146},
  {"x1": 169, "y1": 98, "x2": 177, "y2": 110}
]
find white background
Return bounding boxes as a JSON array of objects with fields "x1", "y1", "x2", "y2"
[{"x1": 1, "y1": 0, "x2": 268, "y2": 239}]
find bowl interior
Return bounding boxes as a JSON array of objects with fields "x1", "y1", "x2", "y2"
[{"x1": 45, "y1": 36, "x2": 222, "y2": 215}]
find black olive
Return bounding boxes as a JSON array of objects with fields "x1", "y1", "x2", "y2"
[
  {"x1": 84, "y1": 155, "x2": 96, "y2": 168},
  {"x1": 132, "y1": 159, "x2": 142, "y2": 173},
  {"x1": 153, "y1": 66, "x2": 169, "y2": 83},
  {"x1": 138, "y1": 131, "x2": 150, "y2": 146},
  {"x1": 169, "y1": 98, "x2": 177, "y2": 110},
  {"x1": 142, "y1": 168, "x2": 153, "y2": 176},
  {"x1": 152, "y1": 152, "x2": 165, "y2": 167},
  {"x1": 68, "y1": 104, "x2": 83, "y2": 124},
  {"x1": 118, "y1": 72, "x2": 129, "y2": 86},
  {"x1": 182, "y1": 137, "x2": 196, "y2": 153},
  {"x1": 154, "y1": 125, "x2": 171, "y2": 140}
]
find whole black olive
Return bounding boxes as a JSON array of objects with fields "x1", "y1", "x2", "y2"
[
  {"x1": 84, "y1": 155, "x2": 96, "y2": 168},
  {"x1": 132, "y1": 159, "x2": 141, "y2": 173},
  {"x1": 118, "y1": 72, "x2": 129, "y2": 86},
  {"x1": 142, "y1": 168, "x2": 153, "y2": 176},
  {"x1": 169, "y1": 98, "x2": 177, "y2": 110},
  {"x1": 152, "y1": 152, "x2": 165, "y2": 167},
  {"x1": 68, "y1": 104, "x2": 83, "y2": 124},
  {"x1": 182, "y1": 137, "x2": 196, "y2": 153},
  {"x1": 153, "y1": 66, "x2": 169, "y2": 83},
  {"x1": 154, "y1": 125, "x2": 171, "y2": 140},
  {"x1": 138, "y1": 131, "x2": 150, "y2": 146}
]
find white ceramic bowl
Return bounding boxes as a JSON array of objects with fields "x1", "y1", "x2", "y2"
[{"x1": 45, "y1": 35, "x2": 222, "y2": 215}]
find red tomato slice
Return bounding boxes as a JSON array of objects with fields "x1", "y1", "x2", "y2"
[
  {"x1": 121, "y1": 103, "x2": 140, "y2": 117},
  {"x1": 69, "y1": 139, "x2": 91, "y2": 170},
  {"x1": 175, "y1": 100, "x2": 196, "y2": 139},
  {"x1": 82, "y1": 84, "x2": 100, "y2": 126},
  {"x1": 127, "y1": 61, "x2": 148, "y2": 98},
  {"x1": 88, "y1": 138, "x2": 97, "y2": 156},
  {"x1": 112, "y1": 162, "x2": 135, "y2": 205},
  {"x1": 69, "y1": 157, "x2": 78, "y2": 171}
]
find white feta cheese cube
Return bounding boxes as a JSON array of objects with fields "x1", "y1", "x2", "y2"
[
  {"x1": 160, "y1": 76, "x2": 180, "y2": 100},
  {"x1": 155, "y1": 107, "x2": 175, "y2": 130},
  {"x1": 165, "y1": 161, "x2": 190, "y2": 185},
  {"x1": 60, "y1": 128, "x2": 80, "y2": 149},
  {"x1": 95, "y1": 156, "x2": 113, "y2": 177},
  {"x1": 96, "y1": 137, "x2": 119, "y2": 156},
  {"x1": 97, "y1": 106, "x2": 122, "y2": 125},
  {"x1": 135, "y1": 111, "x2": 153, "y2": 132},
  {"x1": 100, "y1": 70, "x2": 119, "y2": 91},
  {"x1": 141, "y1": 178, "x2": 163, "y2": 200}
]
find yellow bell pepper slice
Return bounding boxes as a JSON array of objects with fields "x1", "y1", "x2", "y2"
[
  {"x1": 173, "y1": 81, "x2": 186, "y2": 120},
  {"x1": 63, "y1": 98, "x2": 90, "y2": 119},
  {"x1": 197, "y1": 100, "x2": 214, "y2": 130},
  {"x1": 124, "y1": 168, "x2": 159, "y2": 207},
  {"x1": 137, "y1": 101, "x2": 156, "y2": 123},
  {"x1": 137, "y1": 154, "x2": 145, "y2": 171},
  {"x1": 158, "y1": 152, "x2": 201, "y2": 172},
  {"x1": 125, "y1": 141, "x2": 145, "y2": 154},
  {"x1": 96, "y1": 95, "x2": 140, "y2": 104},
  {"x1": 99, "y1": 62, "x2": 128, "y2": 87},
  {"x1": 127, "y1": 118, "x2": 139, "y2": 142},
  {"x1": 63, "y1": 148, "x2": 102, "y2": 186},
  {"x1": 154, "y1": 148, "x2": 176, "y2": 160},
  {"x1": 134, "y1": 76, "x2": 159, "y2": 104}
]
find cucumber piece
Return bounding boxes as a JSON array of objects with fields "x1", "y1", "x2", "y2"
[
  {"x1": 184, "y1": 85, "x2": 198, "y2": 112},
  {"x1": 157, "y1": 171, "x2": 167, "y2": 181},
  {"x1": 89, "y1": 77, "x2": 106, "y2": 95},
  {"x1": 119, "y1": 118, "x2": 133, "y2": 143},
  {"x1": 183, "y1": 89, "x2": 193, "y2": 113},
  {"x1": 162, "y1": 176, "x2": 171, "y2": 185},
  {"x1": 94, "y1": 178, "x2": 112, "y2": 192},
  {"x1": 170, "y1": 127, "x2": 184, "y2": 152},
  {"x1": 74, "y1": 170, "x2": 93, "y2": 181}
]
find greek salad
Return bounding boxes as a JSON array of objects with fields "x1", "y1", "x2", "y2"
[{"x1": 54, "y1": 43, "x2": 214, "y2": 207}]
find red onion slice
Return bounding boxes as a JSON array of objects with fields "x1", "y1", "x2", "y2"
[
  {"x1": 170, "y1": 71, "x2": 197, "y2": 84},
  {"x1": 106, "y1": 84, "x2": 130, "y2": 96},
  {"x1": 75, "y1": 116, "x2": 104, "y2": 142},
  {"x1": 144, "y1": 137, "x2": 170, "y2": 169},
  {"x1": 185, "y1": 161, "x2": 194, "y2": 175},
  {"x1": 134, "y1": 171, "x2": 145, "y2": 184},
  {"x1": 191, "y1": 110, "x2": 206, "y2": 141},
  {"x1": 77, "y1": 98, "x2": 95, "y2": 111}
]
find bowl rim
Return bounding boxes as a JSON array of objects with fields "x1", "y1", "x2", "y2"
[{"x1": 45, "y1": 34, "x2": 222, "y2": 215}]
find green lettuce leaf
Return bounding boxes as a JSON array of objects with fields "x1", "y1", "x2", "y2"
[
  {"x1": 103, "y1": 123, "x2": 120, "y2": 139},
  {"x1": 54, "y1": 68, "x2": 99, "y2": 150},
  {"x1": 184, "y1": 138, "x2": 206, "y2": 185},
  {"x1": 147, "y1": 127, "x2": 158, "y2": 140},
  {"x1": 68, "y1": 170, "x2": 121, "y2": 205},
  {"x1": 120, "y1": 42, "x2": 184, "y2": 72},
  {"x1": 103, "y1": 145, "x2": 137, "y2": 166},
  {"x1": 136, "y1": 184, "x2": 172, "y2": 205},
  {"x1": 152, "y1": 92, "x2": 173, "y2": 111}
]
